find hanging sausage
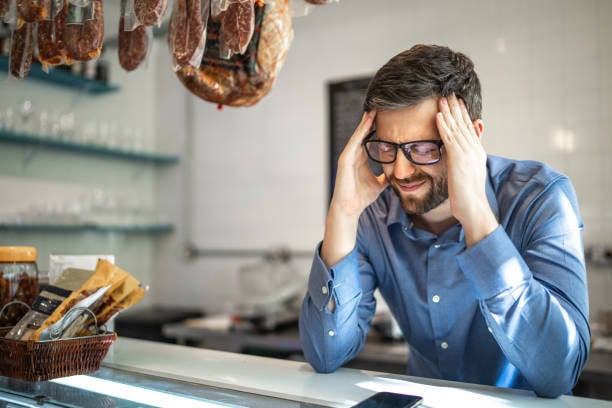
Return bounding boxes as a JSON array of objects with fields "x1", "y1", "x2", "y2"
[
  {"x1": 167, "y1": 0, "x2": 207, "y2": 69},
  {"x1": 63, "y1": 0, "x2": 103, "y2": 62},
  {"x1": 118, "y1": 0, "x2": 148, "y2": 71},
  {"x1": 175, "y1": 0, "x2": 293, "y2": 107},
  {"x1": 218, "y1": 0, "x2": 254, "y2": 56},
  {"x1": 9, "y1": 21, "x2": 33, "y2": 78},
  {"x1": 134, "y1": 0, "x2": 168, "y2": 27},
  {"x1": 37, "y1": 0, "x2": 70, "y2": 70},
  {"x1": 16, "y1": 0, "x2": 51, "y2": 23}
]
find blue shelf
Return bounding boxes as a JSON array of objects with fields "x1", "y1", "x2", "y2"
[
  {"x1": 0, "y1": 55, "x2": 119, "y2": 94},
  {"x1": 0, "y1": 130, "x2": 179, "y2": 164},
  {"x1": 0, "y1": 223, "x2": 174, "y2": 234}
]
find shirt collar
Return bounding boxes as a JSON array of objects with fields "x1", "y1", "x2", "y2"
[
  {"x1": 383, "y1": 163, "x2": 500, "y2": 241},
  {"x1": 485, "y1": 160, "x2": 500, "y2": 221},
  {"x1": 385, "y1": 187, "x2": 409, "y2": 228}
]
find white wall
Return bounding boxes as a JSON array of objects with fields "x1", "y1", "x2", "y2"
[
  {"x1": 152, "y1": 0, "x2": 612, "y2": 319},
  {"x1": 1, "y1": 0, "x2": 610, "y2": 320}
]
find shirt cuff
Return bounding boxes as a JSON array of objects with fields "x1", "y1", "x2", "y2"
[
  {"x1": 456, "y1": 226, "x2": 531, "y2": 300},
  {"x1": 308, "y1": 242, "x2": 361, "y2": 311}
]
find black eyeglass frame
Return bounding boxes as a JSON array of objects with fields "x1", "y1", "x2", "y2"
[{"x1": 362, "y1": 130, "x2": 444, "y2": 165}]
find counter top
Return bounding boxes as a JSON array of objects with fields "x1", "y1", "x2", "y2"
[
  {"x1": 162, "y1": 317, "x2": 612, "y2": 399},
  {"x1": 104, "y1": 337, "x2": 610, "y2": 408},
  {"x1": 162, "y1": 317, "x2": 408, "y2": 371}
]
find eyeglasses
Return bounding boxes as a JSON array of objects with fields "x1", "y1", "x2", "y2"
[{"x1": 362, "y1": 131, "x2": 444, "y2": 165}]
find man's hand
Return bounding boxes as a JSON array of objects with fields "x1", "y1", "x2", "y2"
[
  {"x1": 322, "y1": 111, "x2": 388, "y2": 268},
  {"x1": 436, "y1": 94, "x2": 498, "y2": 247},
  {"x1": 330, "y1": 111, "x2": 388, "y2": 218}
]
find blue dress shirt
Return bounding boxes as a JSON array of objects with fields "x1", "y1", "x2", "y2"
[{"x1": 299, "y1": 155, "x2": 590, "y2": 398}]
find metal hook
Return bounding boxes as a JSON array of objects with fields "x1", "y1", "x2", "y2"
[{"x1": 49, "y1": 307, "x2": 99, "y2": 340}]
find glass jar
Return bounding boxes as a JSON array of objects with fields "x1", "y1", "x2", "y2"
[{"x1": 0, "y1": 246, "x2": 39, "y2": 327}]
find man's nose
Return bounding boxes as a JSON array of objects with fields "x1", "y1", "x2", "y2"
[{"x1": 392, "y1": 150, "x2": 417, "y2": 179}]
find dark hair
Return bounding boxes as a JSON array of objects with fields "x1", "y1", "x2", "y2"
[{"x1": 363, "y1": 44, "x2": 482, "y2": 119}]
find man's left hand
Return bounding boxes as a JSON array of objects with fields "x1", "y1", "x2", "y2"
[{"x1": 436, "y1": 93, "x2": 498, "y2": 246}]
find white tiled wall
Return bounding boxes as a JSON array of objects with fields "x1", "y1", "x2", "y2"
[{"x1": 153, "y1": 0, "x2": 612, "y2": 321}]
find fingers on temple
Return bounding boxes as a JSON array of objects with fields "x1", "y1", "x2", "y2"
[
  {"x1": 436, "y1": 110, "x2": 453, "y2": 144},
  {"x1": 457, "y1": 98, "x2": 473, "y2": 127},
  {"x1": 437, "y1": 97, "x2": 457, "y2": 142},
  {"x1": 359, "y1": 111, "x2": 376, "y2": 137},
  {"x1": 343, "y1": 111, "x2": 376, "y2": 159},
  {"x1": 449, "y1": 94, "x2": 464, "y2": 121},
  {"x1": 446, "y1": 94, "x2": 477, "y2": 144}
]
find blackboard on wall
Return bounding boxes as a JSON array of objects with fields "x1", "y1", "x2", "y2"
[{"x1": 328, "y1": 76, "x2": 378, "y2": 200}]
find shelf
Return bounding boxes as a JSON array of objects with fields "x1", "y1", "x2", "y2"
[
  {"x1": 0, "y1": 130, "x2": 179, "y2": 164},
  {"x1": 0, "y1": 55, "x2": 119, "y2": 94},
  {"x1": 0, "y1": 223, "x2": 174, "y2": 234}
]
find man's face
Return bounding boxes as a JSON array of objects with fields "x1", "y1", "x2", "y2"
[{"x1": 375, "y1": 98, "x2": 448, "y2": 215}]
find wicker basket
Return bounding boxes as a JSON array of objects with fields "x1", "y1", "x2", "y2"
[{"x1": 0, "y1": 303, "x2": 117, "y2": 382}]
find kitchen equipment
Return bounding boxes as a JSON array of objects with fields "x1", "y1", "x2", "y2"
[{"x1": 232, "y1": 248, "x2": 304, "y2": 332}]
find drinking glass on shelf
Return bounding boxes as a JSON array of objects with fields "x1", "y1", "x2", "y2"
[
  {"x1": 98, "y1": 120, "x2": 110, "y2": 145},
  {"x1": 81, "y1": 119, "x2": 98, "y2": 145},
  {"x1": 108, "y1": 121, "x2": 119, "y2": 148},
  {"x1": 61, "y1": 197, "x2": 83, "y2": 225},
  {"x1": 83, "y1": 189, "x2": 119, "y2": 225},
  {"x1": 59, "y1": 112, "x2": 75, "y2": 141},
  {"x1": 18, "y1": 99, "x2": 34, "y2": 134},
  {"x1": 48, "y1": 111, "x2": 62, "y2": 139},
  {"x1": 37, "y1": 110, "x2": 49, "y2": 137},
  {"x1": 4, "y1": 107, "x2": 14, "y2": 131},
  {"x1": 120, "y1": 125, "x2": 134, "y2": 151},
  {"x1": 98, "y1": 120, "x2": 119, "y2": 149}
]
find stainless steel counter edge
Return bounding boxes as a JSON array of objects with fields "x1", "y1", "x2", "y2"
[{"x1": 102, "y1": 337, "x2": 610, "y2": 408}]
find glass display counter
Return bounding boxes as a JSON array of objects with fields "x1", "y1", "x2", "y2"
[
  {"x1": 0, "y1": 366, "x2": 325, "y2": 408},
  {"x1": 0, "y1": 337, "x2": 607, "y2": 408}
]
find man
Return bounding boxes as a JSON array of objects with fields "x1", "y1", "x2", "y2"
[{"x1": 299, "y1": 44, "x2": 590, "y2": 398}]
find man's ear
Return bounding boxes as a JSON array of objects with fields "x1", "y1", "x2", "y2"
[{"x1": 472, "y1": 119, "x2": 484, "y2": 139}]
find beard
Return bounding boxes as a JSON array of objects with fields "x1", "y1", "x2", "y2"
[{"x1": 389, "y1": 171, "x2": 449, "y2": 215}]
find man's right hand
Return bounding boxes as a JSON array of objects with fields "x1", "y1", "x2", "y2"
[{"x1": 321, "y1": 111, "x2": 388, "y2": 268}]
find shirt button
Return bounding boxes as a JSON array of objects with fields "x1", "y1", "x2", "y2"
[
  {"x1": 432, "y1": 295, "x2": 440, "y2": 303},
  {"x1": 321, "y1": 286, "x2": 328, "y2": 295},
  {"x1": 440, "y1": 341, "x2": 449, "y2": 350},
  {"x1": 328, "y1": 330, "x2": 335, "y2": 337},
  {"x1": 433, "y1": 244, "x2": 441, "y2": 249}
]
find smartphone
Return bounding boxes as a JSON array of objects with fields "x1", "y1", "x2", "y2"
[{"x1": 350, "y1": 391, "x2": 423, "y2": 408}]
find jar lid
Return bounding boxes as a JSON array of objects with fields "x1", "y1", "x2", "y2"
[{"x1": 0, "y1": 246, "x2": 37, "y2": 262}]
